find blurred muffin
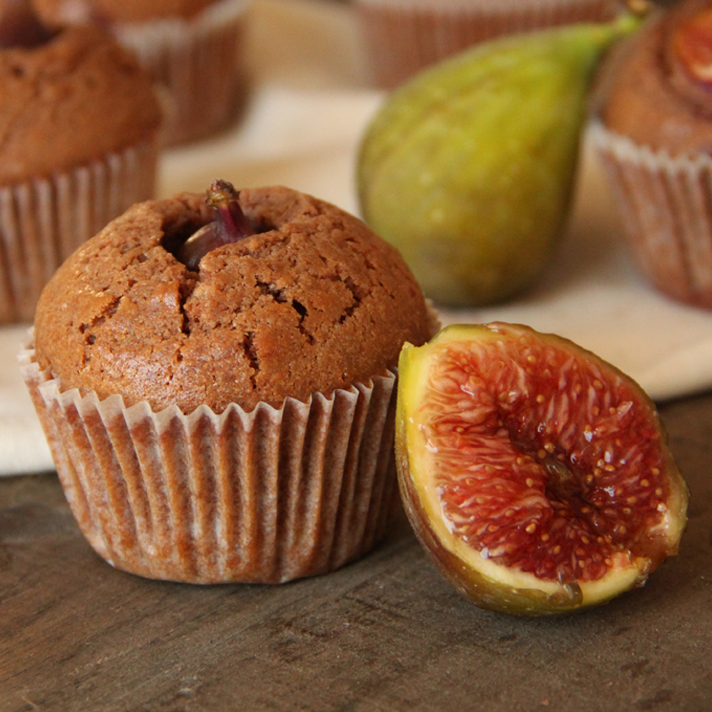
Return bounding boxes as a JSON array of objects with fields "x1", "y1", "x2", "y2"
[
  {"x1": 356, "y1": 0, "x2": 620, "y2": 88},
  {"x1": 592, "y1": 0, "x2": 712, "y2": 308},
  {"x1": 0, "y1": 19, "x2": 161, "y2": 324},
  {"x1": 20, "y1": 183, "x2": 436, "y2": 584},
  {"x1": 31, "y1": 0, "x2": 249, "y2": 146}
]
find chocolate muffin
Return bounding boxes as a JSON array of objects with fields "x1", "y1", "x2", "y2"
[
  {"x1": 0, "y1": 21, "x2": 162, "y2": 324},
  {"x1": 31, "y1": 0, "x2": 248, "y2": 146},
  {"x1": 21, "y1": 184, "x2": 436, "y2": 584},
  {"x1": 592, "y1": 0, "x2": 712, "y2": 308}
]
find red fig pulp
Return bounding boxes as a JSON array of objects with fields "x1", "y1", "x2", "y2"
[{"x1": 396, "y1": 323, "x2": 689, "y2": 615}]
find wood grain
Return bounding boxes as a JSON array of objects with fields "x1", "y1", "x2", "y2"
[{"x1": 1, "y1": 392, "x2": 711, "y2": 712}]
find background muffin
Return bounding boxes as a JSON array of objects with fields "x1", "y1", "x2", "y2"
[
  {"x1": 31, "y1": 0, "x2": 248, "y2": 146},
  {"x1": 0, "y1": 22, "x2": 162, "y2": 324},
  {"x1": 32, "y1": 0, "x2": 218, "y2": 22},
  {"x1": 592, "y1": 0, "x2": 712, "y2": 308},
  {"x1": 22, "y1": 184, "x2": 435, "y2": 584},
  {"x1": 356, "y1": 0, "x2": 620, "y2": 88}
]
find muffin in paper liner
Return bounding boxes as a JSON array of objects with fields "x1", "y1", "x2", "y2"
[
  {"x1": 356, "y1": 0, "x2": 619, "y2": 88},
  {"x1": 19, "y1": 337, "x2": 402, "y2": 584},
  {"x1": 591, "y1": 120, "x2": 712, "y2": 309},
  {"x1": 0, "y1": 139, "x2": 159, "y2": 325},
  {"x1": 114, "y1": 0, "x2": 248, "y2": 146}
]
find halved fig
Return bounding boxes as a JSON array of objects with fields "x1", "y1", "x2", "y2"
[{"x1": 396, "y1": 323, "x2": 689, "y2": 615}]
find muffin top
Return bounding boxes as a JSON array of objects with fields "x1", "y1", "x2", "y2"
[
  {"x1": 33, "y1": 185, "x2": 434, "y2": 414},
  {"x1": 596, "y1": 0, "x2": 712, "y2": 156},
  {"x1": 30, "y1": 0, "x2": 218, "y2": 24},
  {"x1": 0, "y1": 24, "x2": 162, "y2": 184}
]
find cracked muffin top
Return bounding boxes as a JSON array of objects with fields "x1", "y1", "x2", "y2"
[
  {"x1": 33, "y1": 185, "x2": 433, "y2": 413},
  {"x1": 0, "y1": 24, "x2": 162, "y2": 185},
  {"x1": 595, "y1": 0, "x2": 712, "y2": 156}
]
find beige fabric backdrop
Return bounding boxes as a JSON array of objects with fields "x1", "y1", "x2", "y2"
[{"x1": 3, "y1": 0, "x2": 712, "y2": 475}]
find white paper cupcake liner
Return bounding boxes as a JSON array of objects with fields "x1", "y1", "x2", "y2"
[
  {"x1": 356, "y1": 0, "x2": 618, "y2": 87},
  {"x1": 116, "y1": 0, "x2": 248, "y2": 146},
  {"x1": 0, "y1": 138, "x2": 159, "y2": 325},
  {"x1": 591, "y1": 120, "x2": 712, "y2": 308},
  {"x1": 19, "y1": 339, "x2": 401, "y2": 584}
]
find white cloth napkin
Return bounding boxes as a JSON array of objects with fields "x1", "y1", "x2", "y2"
[{"x1": 3, "y1": 0, "x2": 712, "y2": 476}]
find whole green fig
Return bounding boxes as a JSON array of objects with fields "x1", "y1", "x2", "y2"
[{"x1": 357, "y1": 15, "x2": 641, "y2": 307}]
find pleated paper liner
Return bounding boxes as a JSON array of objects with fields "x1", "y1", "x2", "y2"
[
  {"x1": 0, "y1": 138, "x2": 159, "y2": 325},
  {"x1": 591, "y1": 120, "x2": 712, "y2": 309},
  {"x1": 116, "y1": 0, "x2": 248, "y2": 146},
  {"x1": 19, "y1": 340, "x2": 401, "y2": 584},
  {"x1": 356, "y1": 0, "x2": 618, "y2": 88}
]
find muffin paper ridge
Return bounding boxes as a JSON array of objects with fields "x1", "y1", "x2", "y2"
[
  {"x1": 357, "y1": 0, "x2": 614, "y2": 11},
  {"x1": 591, "y1": 120, "x2": 712, "y2": 307},
  {"x1": 116, "y1": 0, "x2": 248, "y2": 146},
  {"x1": 0, "y1": 138, "x2": 158, "y2": 324},
  {"x1": 590, "y1": 121, "x2": 712, "y2": 173},
  {"x1": 357, "y1": 0, "x2": 617, "y2": 87},
  {"x1": 116, "y1": 0, "x2": 248, "y2": 46},
  {"x1": 19, "y1": 339, "x2": 400, "y2": 584}
]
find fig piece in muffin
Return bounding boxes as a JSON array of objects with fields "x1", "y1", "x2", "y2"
[{"x1": 176, "y1": 179, "x2": 253, "y2": 269}]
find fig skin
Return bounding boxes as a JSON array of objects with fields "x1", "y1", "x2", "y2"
[
  {"x1": 396, "y1": 323, "x2": 689, "y2": 616},
  {"x1": 357, "y1": 15, "x2": 642, "y2": 307}
]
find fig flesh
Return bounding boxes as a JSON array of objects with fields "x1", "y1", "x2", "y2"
[
  {"x1": 396, "y1": 323, "x2": 689, "y2": 615},
  {"x1": 357, "y1": 15, "x2": 642, "y2": 307}
]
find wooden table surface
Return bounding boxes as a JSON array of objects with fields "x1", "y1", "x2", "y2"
[{"x1": 1, "y1": 391, "x2": 711, "y2": 712}]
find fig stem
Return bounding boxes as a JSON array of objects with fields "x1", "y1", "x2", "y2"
[
  {"x1": 206, "y1": 179, "x2": 253, "y2": 244},
  {"x1": 174, "y1": 179, "x2": 253, "y2": 270}
]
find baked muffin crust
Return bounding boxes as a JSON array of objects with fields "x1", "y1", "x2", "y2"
[
  {"x1": 0, "y1": 24, "x2": 162, "y2": 184},
  {"x1": 34, "y1": 186, "x2": 433, "y2": 413}
]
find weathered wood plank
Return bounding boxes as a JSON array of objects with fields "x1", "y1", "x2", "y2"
[{"x1": 1, "y1": 392, "x2": 711, "y2": 712}]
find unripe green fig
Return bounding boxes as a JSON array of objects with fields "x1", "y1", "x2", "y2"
[{"x1": 357, "y1": 15, "x2": 642, "y2": 307}]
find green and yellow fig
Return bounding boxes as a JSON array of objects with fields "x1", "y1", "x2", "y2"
[{"x1": 358, "y1": 15, "x2": 642, "y2": 307}]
